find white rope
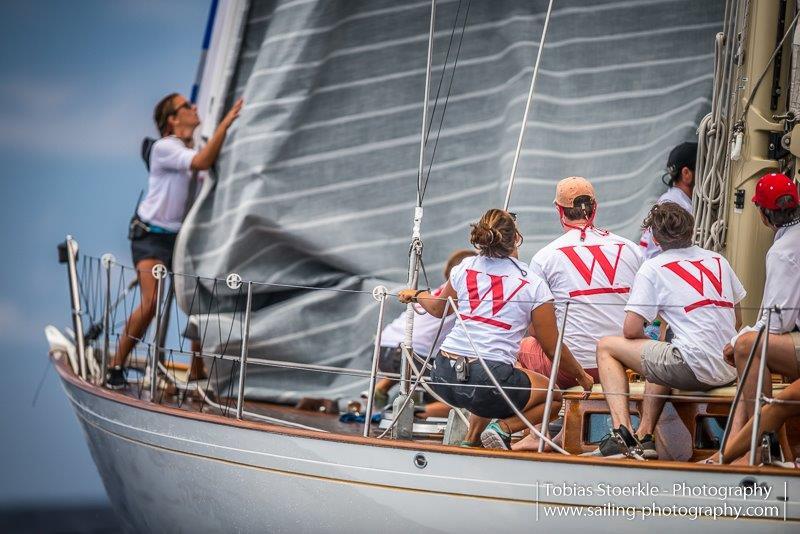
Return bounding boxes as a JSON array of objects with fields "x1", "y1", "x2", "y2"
[
  {"x1": 693, "y1": 0, "x2": 739, "y2": 251},
  {"x1": 504, "y1": 0, "x2": 556, "y2": 211}
]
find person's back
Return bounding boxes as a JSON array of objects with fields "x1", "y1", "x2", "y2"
[
  {"x1": 532, "y1": 227, "x2": 642, "y2": 370},
  {"x1": 440, "y1": 254, "x2": 551, "y2": 364},
  {"x1": 628, "y1": 243, "x2": 742, "y2": 387}
]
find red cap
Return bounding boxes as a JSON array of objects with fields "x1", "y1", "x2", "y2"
[{"x1": 752, "y1": 173, "x2": 799, "y2": 210}]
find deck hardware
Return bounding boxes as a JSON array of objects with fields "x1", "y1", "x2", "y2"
[
  {"x1": 100, "y1": 253, "x2": 115, "y2": 386},
  {"x1": 364, "y1": 286, "x2": 388, "y2": 437},
  {"x1": 236, "y1": 281, "x2": 253, "y2": 419},
  {"x1": 62, "y1": 236, "x2": 87, "y2": 380},
  {"x1": 413, "y1": 453, "x2": 428, "y2": 469},
  {"x1": 734, "y1": 188, "x2": 746, "y2": 212},
  {"x1": 539, "y1": 301, "x2": 569, "y2": 452},
  {"x1": 226, "y1": 272, "x2": 242, "y2": 290},
  {"x1": 150, "y1": 263, "x2": 167, "y2": 400},
  {"x1": 718, "y1": 322, "x2": 766, "y2": 464},
  {"x1": 749, "y1": 309, "x2": 774, "y2": 465}
]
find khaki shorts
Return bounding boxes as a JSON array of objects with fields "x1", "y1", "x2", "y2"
[
  {"x1": 790, "y1": 332, "x2": 800, "y2": 376},
  {"x1": 640, "y1": 341, "x2": 718, "y2": 391}
]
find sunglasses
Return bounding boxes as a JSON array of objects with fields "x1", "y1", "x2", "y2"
[
  {"x1": 508, "y1": 211, "x2": 517, "y2": 221},
  {"x1": 173, "y1": 101, "x2": 192, "y2": 114}
]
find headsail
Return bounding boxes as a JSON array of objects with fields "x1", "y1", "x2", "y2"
[{"x1": 175, "y1": 0, "x2": 725, "y2": 401}]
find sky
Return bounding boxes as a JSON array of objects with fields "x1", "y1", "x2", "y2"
[{"x1": 0, "y1": 0, "x2": 211, "y2": 507}]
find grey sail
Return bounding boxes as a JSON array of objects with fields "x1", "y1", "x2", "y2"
[{"x1": 174, "y1": 0, "x2": 725, "y2": 402}]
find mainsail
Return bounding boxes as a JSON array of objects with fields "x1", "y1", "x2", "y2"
[{"x1": 175, "y1": 0, "x2": 725, "y2": 401}]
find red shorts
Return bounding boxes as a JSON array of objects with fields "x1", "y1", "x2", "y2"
[{"x1": 517, "y1": 336, "x2": 600, "y2": 389}]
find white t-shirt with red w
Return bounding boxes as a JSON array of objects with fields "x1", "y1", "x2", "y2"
[
  {"x1": 626, "y1": 245, "x2": 745, "y2": 386},
  {"x1": 530, "y1": 228, "x2": 643, "y2": 369},
  {"x1": 440, "y1": 255, "x2": 553, "y2": 365}
]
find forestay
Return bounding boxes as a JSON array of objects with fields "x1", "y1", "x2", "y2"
[{"x1": 175, "y1": 0, "x2": 724, "y2": 401}]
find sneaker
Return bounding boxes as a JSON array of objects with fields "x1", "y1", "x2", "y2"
[
  {"x1": 638, "y1": 433, "x2": 659, "y2": 460},
  {"x1": 584, "y1": 425, "x2": 645, "y2": 459},
  {"x1": 481, "y1": 421, "x2": 512, "y2": 450},
  {"x1": 106, "y1": 366, "x2": 127, "y2": 390}
]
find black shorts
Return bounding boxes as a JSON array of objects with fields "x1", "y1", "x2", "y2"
[
  {"x1": 131, "y1": 232, "x2": 177, "y2": 268},
  {"x1": 429, "y1": 353, "x2": 531, "y2": 419},
  {"x1": 379, "y1": 346, "x2": 402, "y2": 374}
]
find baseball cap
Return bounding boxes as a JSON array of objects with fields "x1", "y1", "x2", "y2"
[
  {"x1": 554, "y1": 176, "x2": 595, "y2": 207},
  {"x1": 752, "y1": 172, "x2": 799, "y2": 210},
  {"x1": 665, "y1": 142, "x2": 698, "y2": 176}
]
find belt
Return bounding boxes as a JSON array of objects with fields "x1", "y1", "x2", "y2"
[{"x1": 440, "y1": 350, "x2": 479, "y2": 363}]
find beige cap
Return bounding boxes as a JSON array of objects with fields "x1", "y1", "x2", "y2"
[{"x1": 554, "y1": 176, "x2": 595, "y2": 207}]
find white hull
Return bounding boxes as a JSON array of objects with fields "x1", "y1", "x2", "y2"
[{"x1": 59, "y1": 370, "x2": 799, "y2": 533}]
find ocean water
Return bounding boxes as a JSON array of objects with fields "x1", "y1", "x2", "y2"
[{"x1": 0, "y1": 505, "x2": 121, "y2": 534}]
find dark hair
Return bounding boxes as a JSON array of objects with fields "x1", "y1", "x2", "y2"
[
  {"x1": 443, "y1": 249, "x2": 477, "y2": 278},
  {"x1": 561, "y1": 195, "x2": 595, "y2": 221},
  {"x1": 642, "y1": 202, "x2": 694, "y2": 250},
  {"x1": 154, "y1": 92, "x2": 180, "y2": 137},
  {"x1": 760, "y1": 195, "x2": 800, "y2": 227},
  {"x1": 469, "y1": 209, "x2": 519, "y2": 258}
]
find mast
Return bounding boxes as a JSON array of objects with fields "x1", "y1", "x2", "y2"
[
  {"x1": 392, "y1": 0, "x2": 437, "y2": 440},
  {"x1": 724, "y1": 0, "x2": 796, "y2": 324}
]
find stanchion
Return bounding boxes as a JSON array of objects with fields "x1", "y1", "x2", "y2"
[
  {"x1": 100, "y1": 253, "x2": 115, "y2": 386},
  {"x1": 717, "y1": 322, "x2": 766, "y2": 464},
  {"x1": 749, "y1": 308, "x2": 774, "y2": 465},
  {"x1": 150, "y1": 263, "x2": 167, "y2": 400},
  {"x1": 234, "y1": 277, "x2": 253, "y2": 420},
  {"x1": 364, "y1": 286, "x2": 388, "y2": 437},
  {"x1": 538, "y1": 301, "x2": 569, "y2": 452}
]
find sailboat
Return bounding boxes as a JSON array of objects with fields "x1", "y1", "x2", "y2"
[{"x1": 47, "y1": 0, "x2": 800, "y2": 531}]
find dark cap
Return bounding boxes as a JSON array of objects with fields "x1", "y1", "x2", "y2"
[{"x1": 666, "y1": 142, "x2": 698, "y2": 176}]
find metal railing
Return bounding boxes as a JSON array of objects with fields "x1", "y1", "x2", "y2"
[{"x1": 59, "y1": 236, "x2": 799, "y2": 462}]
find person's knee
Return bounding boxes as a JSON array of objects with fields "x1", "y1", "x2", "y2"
[
  {"x1": 733, "y1": 331, "x2": 758, "y2": 364},
  {"x1": 596, "y1": 336, "x2": 617, "y2": 361}
]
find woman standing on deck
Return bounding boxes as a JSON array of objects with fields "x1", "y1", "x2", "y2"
[
  {"x1": 398, "y1": 209, "x2": 594, "y2": 449},
  {"x1": 106, "y1": 93, "x2": 243, "y2": 388}
]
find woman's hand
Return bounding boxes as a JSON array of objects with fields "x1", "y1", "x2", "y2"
[
  {"x1": 222, "y1": 98, "x2": 244, "y2": 128},
  {"x1": 397, "y1": 289, "x2": 417, "y2": 304}
]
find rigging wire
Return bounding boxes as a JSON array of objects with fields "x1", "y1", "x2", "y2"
[
  {"x1": 420, "y1": 0, "x2": 472, "y2": 203},
  {"x1": 503, "y1": 0, "x2": 556, "y2": 211},
  {"x1": 737, "y1": 7, "x2": 800, "y2": 124}
]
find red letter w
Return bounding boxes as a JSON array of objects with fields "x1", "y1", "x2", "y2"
[
  {"x1": 558, "y1": 243, "x2": 630, "y2": 297},
  {"x1": 662, "y1": 257, "x2": 732, "y2": 312},
  {"x1": 462, "y1": 269, "x2": 529, "y2": 330}
]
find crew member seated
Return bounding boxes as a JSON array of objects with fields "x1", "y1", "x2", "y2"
[
  {"x1": 373, "y1": 249, "x2": 476, "y2": 418},
  {"x1": 707, "y1": 377, "x2": 800, "y2": 465},
  {"x1": 515, "y1": 177, "x2": 642, "y2": 451},
  {"x1": 594, "y1": 202, "x2": 744, "y2": 459},
  {"x1": 728, "y1": 173, "x2": 800, "y2": 442},
  {"x1": 397, "y1": 209, "x2": 593, "y2": 450},
  {"x1": 640, "y1": 142, "x2": 697, "y2": 259}
]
